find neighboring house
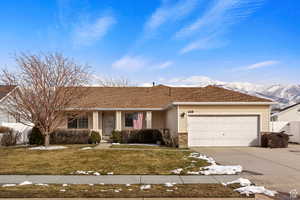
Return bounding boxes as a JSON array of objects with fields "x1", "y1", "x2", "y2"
[
  {"x1": 271, "y1": 103, "x2": 300, "y2": 122},
  {"x1": 0, "y1": 85, "x2": 18, "y2": 124},
  {"x1": 270, "y1": 103, "x2": 300, "y2": 143},
  {"x1": 0, "y1": 85, "x2": 32, "y2": 145},
  {"x1": 60, "y1": 85, "x2": 273, "y2": 148}
]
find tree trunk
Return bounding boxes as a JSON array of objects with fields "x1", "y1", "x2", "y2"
[{"x1": 44, "y1": 133, "x2": 50, "y2": 147}]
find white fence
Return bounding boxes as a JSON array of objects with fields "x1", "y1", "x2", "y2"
[{"x1": 270, "y1": 121, "x2": 300, "y2": 143}]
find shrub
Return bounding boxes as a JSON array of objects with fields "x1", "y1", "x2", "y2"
[
  {"x1": 28, "y1": 127, "x2": 44, "y2": 145},
  {"x1": 111, "y1": 130, "x2": 122, "y2": 143},
  {"x1": 88, "y1": 131, "x2": 101, "y2": 144},
  {"x1": 111, "y1": 129, "x2": 165, "y2": 144},
  {"x1": 0, "y1": 127, "x2": 21, "y2": 146},
  {"x1": 50, "y1": 129, "x2": 90, "y2": 144},
  {"x1": 161, "y1": 128, "x2": 177, "y2": 147}
]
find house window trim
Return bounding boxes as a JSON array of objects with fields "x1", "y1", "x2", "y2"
[
  {"x1": 125, "y1": 112, "x2": 135, "y2": 128},
  {"x1": 67, "y1": 116, "x2": 89, "y2": 129}
]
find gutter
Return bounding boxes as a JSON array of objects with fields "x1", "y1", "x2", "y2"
[
  {"x1": 172, "y1": 101, "x2": 276, "y2": 106},
  {"x1": 64, "y1": 101, "x2": 276, "y2": 112},
  {"x1": 64, "y1": 107, "x2": 165, "y2": 111}
]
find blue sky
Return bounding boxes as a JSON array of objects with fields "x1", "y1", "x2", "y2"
[{"x1": 0, "y1": 0, "x2": 299, "y2": 85}]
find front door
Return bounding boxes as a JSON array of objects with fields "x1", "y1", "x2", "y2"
[{"x1": 103, "y1": 112, "x2": 115, "y2": 136}]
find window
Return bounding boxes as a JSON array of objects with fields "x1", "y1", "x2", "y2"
[
  {"x1": 78, "y1": 117, "x2": 88, "y2": 129},
  {"x1": 67, "y1": 116, "x2": 88, "y2": 129},
  {"x1": 125, "y1": 113, "x2": 137, "y2": 127},
  {"x1": 68, "y1": 118, "x2": 77, "y2": 128}
]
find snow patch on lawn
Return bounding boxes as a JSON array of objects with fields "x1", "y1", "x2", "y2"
[
  {"x1": 223, "y1": 178, "x2": 251, "y2": 187},
  {"x1": 81, "y1": 147, "x2": 93, "y2": 150},
  {"x1": 2, "y1": 184, "x2": 16, "y2": 187},
  {"x1": 201, "y1": 165, "x2": 242, "y2": 175},
  {"x1": 19, "y1": 181, "x2": 32, "y2": 186},
  {"x1": 223, "y1": 178, "x2": 277, "y2": 197},
  {"x1": 93, "y1": 172, "x2": 100, "y2": 176},
  {"x1": 29, "y1": 146, "x2": 67, "y2": 150},
  {"x1": 234, "y1": 186, "x2": 277, "y2": 197},
  {"x1": 171, "y1": 168, "x2": 183, "y2": 174},
  {"x1": 140, "y1": 184, "x2": 151, "y2": 190},
  {"x1": 183, "y1": 152, "x2": 243, "y2": 175},
  {"x1": 164, "y1": 182, "x2": 176, "y2": 187},
  {"x1": 72, "y1": 170, "x2": 101, "y2": 176},
  {"x1": 189, "y1": 152, "x2": 216, "y2": 165}
]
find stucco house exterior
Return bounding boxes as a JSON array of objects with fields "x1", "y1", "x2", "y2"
[
  {"x1": 270, "y1": 103, "x2": 300, "y2": 143},
  {"x1": 271, "y1": 103, "x2": 300, "y2": 122},
  {"x1": 60, "y1": 85, "x2": 273, "y2": 148}
]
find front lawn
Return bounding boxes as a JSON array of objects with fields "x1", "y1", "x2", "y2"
[
  {"x1": 0, "y1": 184, "x2": 249, "y2": 198},
  {"x1": 0, "y1": 145, "x2": 208, "y2": 175},
  {"x1": 111, "y1": 144, "x2": 177, "y2": 149}
]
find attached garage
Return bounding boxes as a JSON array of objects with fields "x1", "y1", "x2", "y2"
[{"x1": 187, "y1": 115, "x2": 260, "y2": 147}]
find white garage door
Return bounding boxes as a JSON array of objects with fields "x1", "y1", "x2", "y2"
[{"x1": 187, "y1": 115, "x2": 259, "y2": 147}]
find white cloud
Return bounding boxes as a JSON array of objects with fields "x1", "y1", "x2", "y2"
[
  {"x1": 112, "y1": 55, "x2": 173, "y2": 71},
  {"x1": 144, "y1": 0, "x2": 198, "y2": 33},
  {"x1": 112, "y1": 56, "x2": 147, "y2": 71},
  {"x1": 72, "y1": 15, "x2": 116, "y2": 46},
  {"x1": 239, "y1": 60, "x2": 279, "y2": 71},
  {"x1": 176, "y1": 0, "x2": 264, "y2": 53},
  {"x1": 180, "y1": 34, "x2": 228, "y2": 54},
  {"x1": 156, "y1": 61, "x2": 173, "y2": 69}
]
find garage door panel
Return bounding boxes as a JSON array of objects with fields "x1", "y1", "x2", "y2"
[{"x1": 187, "y1": 115, "x2": 259, "y2": 147}]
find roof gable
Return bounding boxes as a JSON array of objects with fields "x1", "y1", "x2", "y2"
[
  {"x1": 276, "y1": 102, "x2": 300, "y2": 115},
  {"x1": 0, "y1": 85, "x2": 17, "y2": 101}
]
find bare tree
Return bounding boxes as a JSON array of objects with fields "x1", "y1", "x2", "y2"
[
  {"x1": 96, "y1": 76, "x2": 132, "y2": 87},
  {"x1": 0, "y1": 52, "x2": 90, "y2": 146}
]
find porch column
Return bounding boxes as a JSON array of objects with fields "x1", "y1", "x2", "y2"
[
  {"x1": 98, "y1": 111, "x2": 102, "y2": 136},
  {"x1": 92, "y1": 111, "x2": 99, "y2": 130},
  {"x1": 115, "y1": 111, "x2": 122, "y2": 131},
  {"x1": 146, "y1": 111, "x2": 152, "y2": 129}
]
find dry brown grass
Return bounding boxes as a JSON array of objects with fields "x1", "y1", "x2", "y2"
[
  {"x1": 0, "y1": 145, "x2": 208, "y2": 175},
  {"x1": 0, "y1": 184, "x2": 249, "y2": 198},
  {"x1": 110, "y1": 144, "x2": 177, "y2": 149}
]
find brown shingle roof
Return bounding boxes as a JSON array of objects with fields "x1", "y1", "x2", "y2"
[
  {"x1": 0, "y1": 85, "x2": 16, "y2": 101},
  {"x1": 73, "y1": 85, "x2": 272, "y2": 109}
]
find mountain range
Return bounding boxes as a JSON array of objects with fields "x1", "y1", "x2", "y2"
[{"x1": 157, "y1": 76, "x2": 300, "y2": 109}]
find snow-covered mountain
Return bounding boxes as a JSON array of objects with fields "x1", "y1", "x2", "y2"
[
  {"x1": 156, "y1": 76, "x2": 300, "y2": 108},
  {"x1": 223, "y1": 83, "x2": 300, "y2": 108}
]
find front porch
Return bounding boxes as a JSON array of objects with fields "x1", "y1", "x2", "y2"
[{"x1": 64, "y1": 110, "x2": 165, "y2": 139}]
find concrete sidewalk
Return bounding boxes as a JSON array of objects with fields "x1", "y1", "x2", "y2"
[{"x1": 0, "y1": 175, "x2": 244, "y2": 185}]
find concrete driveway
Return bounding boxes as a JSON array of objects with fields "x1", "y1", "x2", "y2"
[{"x1": 192, "y1": 144, "x2": 300, "y2": 193}]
